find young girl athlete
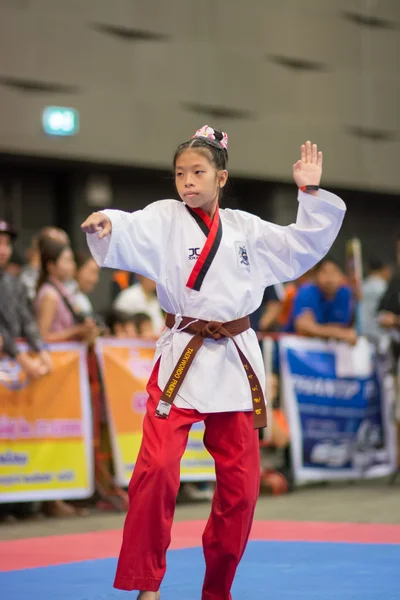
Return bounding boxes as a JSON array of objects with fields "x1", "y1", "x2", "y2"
[{"x1": 82, "y1": 127, "x2": 346, "y2": 600}]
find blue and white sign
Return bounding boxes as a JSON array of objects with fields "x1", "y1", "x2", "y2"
[
  {"x1": 42, "y1": 106, "x2": 79, "y2": 136},
  {"x1": 280, "y1": 336, "x2": 396, "y2": 483}
]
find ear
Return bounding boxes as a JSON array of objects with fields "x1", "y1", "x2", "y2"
[{"x1": 218, "y1": 170, "x2": 229, "y2": 188}]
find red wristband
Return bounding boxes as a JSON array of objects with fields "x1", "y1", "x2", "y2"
[{"x1": 300, "y1": 185, "x2": 319, "y2": 192}]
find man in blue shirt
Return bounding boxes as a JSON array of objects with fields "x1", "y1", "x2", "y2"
[{"x1": 286, "y1": 257, "x2": 357, "y2": 344}]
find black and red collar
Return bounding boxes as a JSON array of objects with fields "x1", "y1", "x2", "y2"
[{"x1": 185, "y1": 205, "x2": 223, "y2": 292}]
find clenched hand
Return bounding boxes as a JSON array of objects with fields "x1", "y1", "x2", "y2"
[{"x1": 81, "y1": 212, "x2": 112, "y2": 239}]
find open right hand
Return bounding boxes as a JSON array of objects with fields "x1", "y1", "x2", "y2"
[{"x1": 81, "y1": 212, "x2": 112, "y2": 239}]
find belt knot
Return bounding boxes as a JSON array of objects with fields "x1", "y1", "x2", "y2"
[
  {"x1": 200, "y1": 321, "x2": 225, "y2": 340},
  {"x1": 159, "y1": 312, "x2": 267, "y2": 429}
]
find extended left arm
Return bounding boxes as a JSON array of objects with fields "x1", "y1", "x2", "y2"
[{"x1": 249, "y1": 141, "x2": 346, "y2": 286}]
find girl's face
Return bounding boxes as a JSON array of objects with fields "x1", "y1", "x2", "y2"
[
  {"x1": 48, "y1": 248, "x2": 76, "y2": 282},
  {"x1": 175, "y1": 149, "x2": 228, "y2": 216},
  {"x1": 76, "y1": 258, "x2": 100, "y2": 294}
]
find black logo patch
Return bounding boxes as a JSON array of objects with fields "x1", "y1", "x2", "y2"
[{"x1": 188, "y1": 247, "x2": 201, "y2": 260}]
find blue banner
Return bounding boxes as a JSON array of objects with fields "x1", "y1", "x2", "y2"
[{"x1": 280, "y1": 337, "x2": 396, "y2": 483}]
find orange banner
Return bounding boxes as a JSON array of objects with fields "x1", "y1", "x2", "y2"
[
  {"x1": 0, "y1": 343, "x2": 93, "y2": 503},
  {"x1": 95, "y1": 338, "x2": 216, "y2": 486}
]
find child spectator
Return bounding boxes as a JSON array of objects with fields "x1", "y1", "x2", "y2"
[
  {"x1": 107, "y1": 309, "x2": 154, "y2": 339},
  {"x1": 113, "y1": 275, "x2": 164, "y2": 335}
]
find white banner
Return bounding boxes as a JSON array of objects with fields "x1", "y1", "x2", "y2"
[{"x1": 280, "y1": 336, "x2": 397, "y2": 483}]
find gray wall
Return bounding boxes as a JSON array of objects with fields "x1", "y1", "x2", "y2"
[{"x1": 1, "y1": 0, "x2": 400, "y2": 193}]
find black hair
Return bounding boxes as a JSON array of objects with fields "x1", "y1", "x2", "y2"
[
  {"x1": 174, "y1": 128, "x2": 228, "y2": 172},
  {"x1": 131, "y1": 312, "x2": 152, "y2": 335},
  {"x1": 106, "y1": 309, "x2": 151, "y2": 335},
  {"x1": 314, "y1": 256, "x2": 343, "y2": 273},
  {"x1": 367, "y1": 258, "x2": 386, "y2": 273},
  {"x1": 37, "y1": 238, "x2": 70, "y2": 292},
  {"x1": 75, "y1": 250, "x2": 93, "y2": 271},
  {"x1": 173, "y1": 129, "x2": 228, "y2": 202},
  {"x1": 9, "y1": 248, "x2": 25, "y2": 267},
  {"x1": 106, "y1": 309, "x2": 133, "y2": 333}
]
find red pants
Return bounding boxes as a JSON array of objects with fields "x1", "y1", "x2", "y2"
[{"x1": 114, "y1": 361, "x2": 260, "y2": 599}]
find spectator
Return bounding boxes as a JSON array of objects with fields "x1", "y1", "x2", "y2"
[
  {"x1": 113, "y1": 275, "x2": 165, "y2": 335},
  {"x1": 0, "y1": 220, "x2": 51, "y2": 379},
  {"x1": 73, "y1": 251, "x2": 101, "y2": 318},
  {"x1": 250, "y1": 285, "x2": 283, "y2": 333},
  {"x1": 20, "y1": 226, "x2": 70, "y2": 303},
  {"x1": 35, "y1": 238, "x2": 98, "y2": 344},
  {"x1": 359, "y1": 259, "x2": 392, "y2": 344},
  {"x1": 287, "y1": 257, "x2": 357, "y2": 345},
  {"x1": 107, "y1": 309, "x2": 153, "y2": 339},
  {"x1": 131, "y1": 313, "x2": 155, "y2": 339},
  {"x1": 107, "y1": 309, "x2": 137, "y2": 339}
]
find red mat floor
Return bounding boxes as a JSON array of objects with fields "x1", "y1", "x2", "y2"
[{"x1": 2, "y1": 520, "x2": 400, "y2": 572}]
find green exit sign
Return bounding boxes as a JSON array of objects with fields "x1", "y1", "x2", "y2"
[{"x1": 42, "y1": 106, "x2": 79, "y2": 136}]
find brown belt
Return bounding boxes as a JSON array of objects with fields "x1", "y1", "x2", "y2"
[{"x1": 155, "y1": 313, "x2": 267, "y2": 429}]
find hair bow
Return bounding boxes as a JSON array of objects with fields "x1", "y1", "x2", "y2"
[{"x1": 193, "y1": 125, "x2": 228, "y2": 150}]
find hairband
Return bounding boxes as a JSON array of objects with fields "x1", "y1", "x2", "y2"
[{"x1": 193, "y1": 125, "x2": 228, "y2": 151}]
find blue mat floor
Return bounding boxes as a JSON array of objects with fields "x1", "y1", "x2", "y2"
[{"x1": 2, "y1": 541, "x2": 400, "y2": 599}]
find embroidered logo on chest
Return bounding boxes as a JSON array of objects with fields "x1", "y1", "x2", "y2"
[
  {"x1": 235, "y1": 241, "x2": 250, "y2": 269},
  {"x1": 188, "y1": 247, "x2": 201, "y2": 260}
]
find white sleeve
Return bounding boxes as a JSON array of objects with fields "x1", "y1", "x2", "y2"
[
  {"x1": 246, "y1": 189, "x2": 346, "y2": 286},
  {"x1": 86, "y1": 200, "x2": 175, "y2": 283}
]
